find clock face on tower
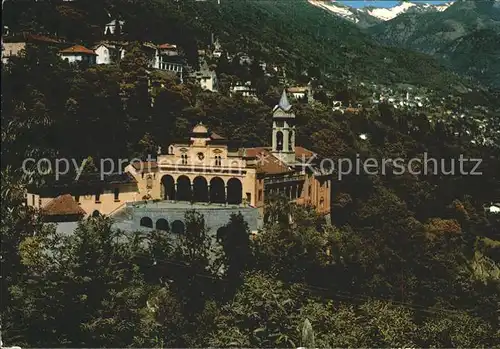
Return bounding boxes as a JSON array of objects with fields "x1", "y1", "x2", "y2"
[{"x1": 197, "y1": 152, "x2": 205, "y2": 160}]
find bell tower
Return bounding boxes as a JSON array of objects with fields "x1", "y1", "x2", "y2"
[{"x1": 271, "y1": 89, "x2": 296, "y2": 164}]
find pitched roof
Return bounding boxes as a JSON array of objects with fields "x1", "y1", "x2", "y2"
[
  {"x1": 42, "y1": 194, "x2": 86, "y2": 216},
  {"x1": 3, "y1": 33, "x2": 61, "y2": 44},
  {"x1": 60, "y1": 45, "x2": 97, "y2": 55},
  {"x1": 287, "y1": 86, "x2": 308, "y2": 93},
  {"x1": 244, "y1": 147, "x2": 292, "y2": 175},
  {"x1": 211, "y1": 132, "x2": 225, "y2": 140},
  {"x1": 158, "y1": 43, "x2": 177, "y2": 49},
  {"x1": 272, "y1": 89, "x2": 295, "y2": 115},
  {"x1": 295, "y1": 146, "x2": 315, "y2": 161},
  {"x1": 277, "y1": 89, "x2": 292, "y2": 111}
]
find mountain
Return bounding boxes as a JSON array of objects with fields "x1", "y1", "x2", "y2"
[
  {"x1": 308, "y1": 0, "x2": 452, "y2": 28},
  {"x1": 437, "y1": 28, "x2": 500, "y2": 89},
  {"x1": 2, "y1": 0, "x2": 471, "y2": 92},
  {"x1": 367, "y1": 0, "x2": 500, "y2": 87}
]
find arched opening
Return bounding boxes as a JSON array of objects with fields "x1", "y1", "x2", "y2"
[
  {"x1": 227, "y1": 178, "x2": 243, "y2": 205},
  {"x1": 210, "y1": 177, "x2": 225, "y2": 203},
  {"x1": 140, "y1": 217, "x2": 153, "y2": 228},
  {"x1": 92, "y1": 210, "x2": 100, "y2": 217},
  {"x1": 176, "y1": 175, "x2": 191, "y2": 201},
  {"x1": 171, "y1": 220, "x2": 185, "y2": 234},
  {"x1": 288, "y1": 130, "x2": 294, "y2": 151},
  {"x1": 276, "y1": 131, "x2": 283, "y2": 151},
  {"x1": 155, "y1": 218, "x2": 169, "y2": 231},
  {"x1": 192, "y1": 176, "x2": 209, "y2": 202},
  {"x1": 161, "y1": 175, "x2": 175, "y2": 200}
]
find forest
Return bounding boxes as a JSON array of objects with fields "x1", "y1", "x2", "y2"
[{"x1": 1, "y1": 0, "x2": 500, "y2": 347}]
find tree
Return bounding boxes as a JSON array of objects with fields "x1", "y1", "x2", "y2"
[{"x1": 217, "y1": 213, "x2": 252, "y2": 280}]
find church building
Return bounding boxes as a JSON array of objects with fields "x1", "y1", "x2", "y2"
[
  {"x1": 27, "y1": 91, "x2": 331, "y2": 228},
  {"x1": 125, "y1": 89, "x2": 331, "y2": 216}
]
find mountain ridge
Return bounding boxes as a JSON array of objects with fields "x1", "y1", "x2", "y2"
[
  {"x1": 308, "y1": 0, "x2": 453, "y2": 27},
  {"x1": 366, "y1": 0, "x2": 500, "y2": 87}
]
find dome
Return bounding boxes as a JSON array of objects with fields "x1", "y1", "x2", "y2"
[{"x1": 192, "y1": 123, "x2": 208, "y2": 134}]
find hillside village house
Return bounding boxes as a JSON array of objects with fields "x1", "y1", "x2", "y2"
[
  {"x1": 190, "y1": 58, "x2": 218, "y2": 92},
  {"x1": 93, "y1": 42, "x2": 125, "y2": 64},
  {"x1": 191, "y1": 69, "x2": 218, "y2": 92},
  {"x1": 2, "y1": 33, "x2": 62, "y2": 63},
  {"x1": 59, "y1": 44, "x2": 97, "y2": 64},
  {"x1": 230, "y1": 81, "x2": 257, "y2": 99},
  {"x1": 27, "y1": 90, "x2": 331, "y2": 224},
  {"x1": 104, "y1": 19, "x2": 125, "y2": 36},
  {"x1": 287, "y1": 86, "x2": 309, "y2": 100}
]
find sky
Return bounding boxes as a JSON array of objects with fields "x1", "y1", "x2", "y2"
[{"x1": 337, "y1": 1, "x2": 453, "y2": 8}]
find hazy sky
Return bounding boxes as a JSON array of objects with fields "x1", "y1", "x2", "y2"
[{"x1": 337, "y1": 1, "x2": 452, "y2": 8}]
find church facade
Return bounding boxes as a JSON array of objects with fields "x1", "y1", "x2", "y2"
[
  {"x1": 27, "y1": 91, "x2": 331, "y2": 223},
  {"x1": 125, "y1": 90, "x2": 331, "y2": 216}
]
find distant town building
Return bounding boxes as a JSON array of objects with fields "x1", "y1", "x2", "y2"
[
  {"x1": 191, "y1": 69, "x2": 218, "y2": 92},
  {"x1": 230, "y1": 81, "x2": 257, "y2": 99},
  {"x1": 2, "y1": 33, "x2": 61, "y2": 64},
  {"x1": 287, "y1": 86, "x2": 308, "y2": 100},
  {"x1": 104, "y1": 19, "x2": 125, "y2": 36},
  {"x1": 212, "y1": 38, "x2": 222, "y2": 58},
  {"x1": 93, "y1": 42, "x2": 125, "y2": 65},
  {"x1": 59, "y1": 45, "x2": 97, "y2": 65}
]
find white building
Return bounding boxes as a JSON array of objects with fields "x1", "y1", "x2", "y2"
[
  {"x1": 104, "y1": 19, "x2": 125, "y2": 36},
  {"x1": 192, "y1": 69, "x2": 218, "y2": 92},
  {"x1": 230, "y1": 81, "x2": 257, "y2": 98},
  {"x1": 93, "y1": 43, "x2": 125, "y2": 65},
  {"x1": 287, "y1": 86, "x2": 308, "y2": 100},
  {"x1": 59, "y1": 45, "x2": 97, "y2": 65}
]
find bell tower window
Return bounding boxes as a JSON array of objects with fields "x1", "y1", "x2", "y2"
[{"x1": 276, "y1": 131, "x2": 283, "y2": 151}]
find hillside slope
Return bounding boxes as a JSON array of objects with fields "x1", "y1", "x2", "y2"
[
  {"x1": 367, "y1": 0, "x2": 500, "y2": 87},
  {"x1": 3, "y1": 0, "x2": 470, "y2": 91}
]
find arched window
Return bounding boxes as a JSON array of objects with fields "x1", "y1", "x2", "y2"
[
  {"x1": 227, "y1": 178, "x2": 243, "y2": 205},
  {"x1": 171, "y1": 220, "x2": 185, "y2": 234},
  {"x1": 193, "y1": 176, "x2": 209, "y2": 202},
  {"x1": 155, "y1": 218, "x2": 169, "y2": 231},
  {"x1": 92, "y1": 210, "x2": 100, "y2": 217},
  {"x1": 176, "y1": 175, "x2": 192, "y2": 201},
  {"x1": 288, "y1": 130, "x2": 294, "y2": 151},
  {"x1": 140, "y1": 217, "x2": 153, "y2": 228},
  {"x1": 210, "y1": 177, "x2": 225, "y2": 203},
  {"x1": 276, "y1": 131, "x2": 283, "y2": 151},
  {"x1": 161, "y1": 175, "x2": 175, "y2": 200}
]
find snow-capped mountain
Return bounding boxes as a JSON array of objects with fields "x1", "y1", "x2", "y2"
[
  {"x1": 308, "y1": 1, "x2": 453, "y2": 27},
  {"x1": 363, "y1": 1, "x2": 452, "y2": 21}
]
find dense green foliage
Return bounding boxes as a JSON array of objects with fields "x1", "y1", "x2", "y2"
[
  {"x1": 2, "y1": 38, "x2": 500, "y2": 347},
  {"x1": 2, "y1": 1, "x2": 500, "y2": 347},
  {"x1": 3, "y1": 0, "x2": 473, "y2": 91}
]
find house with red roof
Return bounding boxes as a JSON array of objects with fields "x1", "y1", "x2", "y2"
[{"x1": 59, "y1": 44, "x2": 97, "y2": 65}]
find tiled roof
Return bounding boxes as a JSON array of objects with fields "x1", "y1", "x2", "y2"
[
  {"x1": 244, "y1": 147, "x2": 292, "y2": 175},
  {"x1": 3, "y1": 33, "x2": 61, "y2": 44},
  {"x1": 211, "y1": 132, "x2": 225, "y2": 140},
  {"x1": 159, "y1": 43, "x2": 177, "y2": 49},
  {"x1": 287, "y1": 86, "x2": 308, "y2": 93},
  {"x1": 60, "y1": 45, "x2": 97, "y2": 55},
  {"x1": 295, "y1": 146, "x2": 315, "y2": 160},
  {"x1": 42, "y1": 194, "x2": 86, "y2": 216}
]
